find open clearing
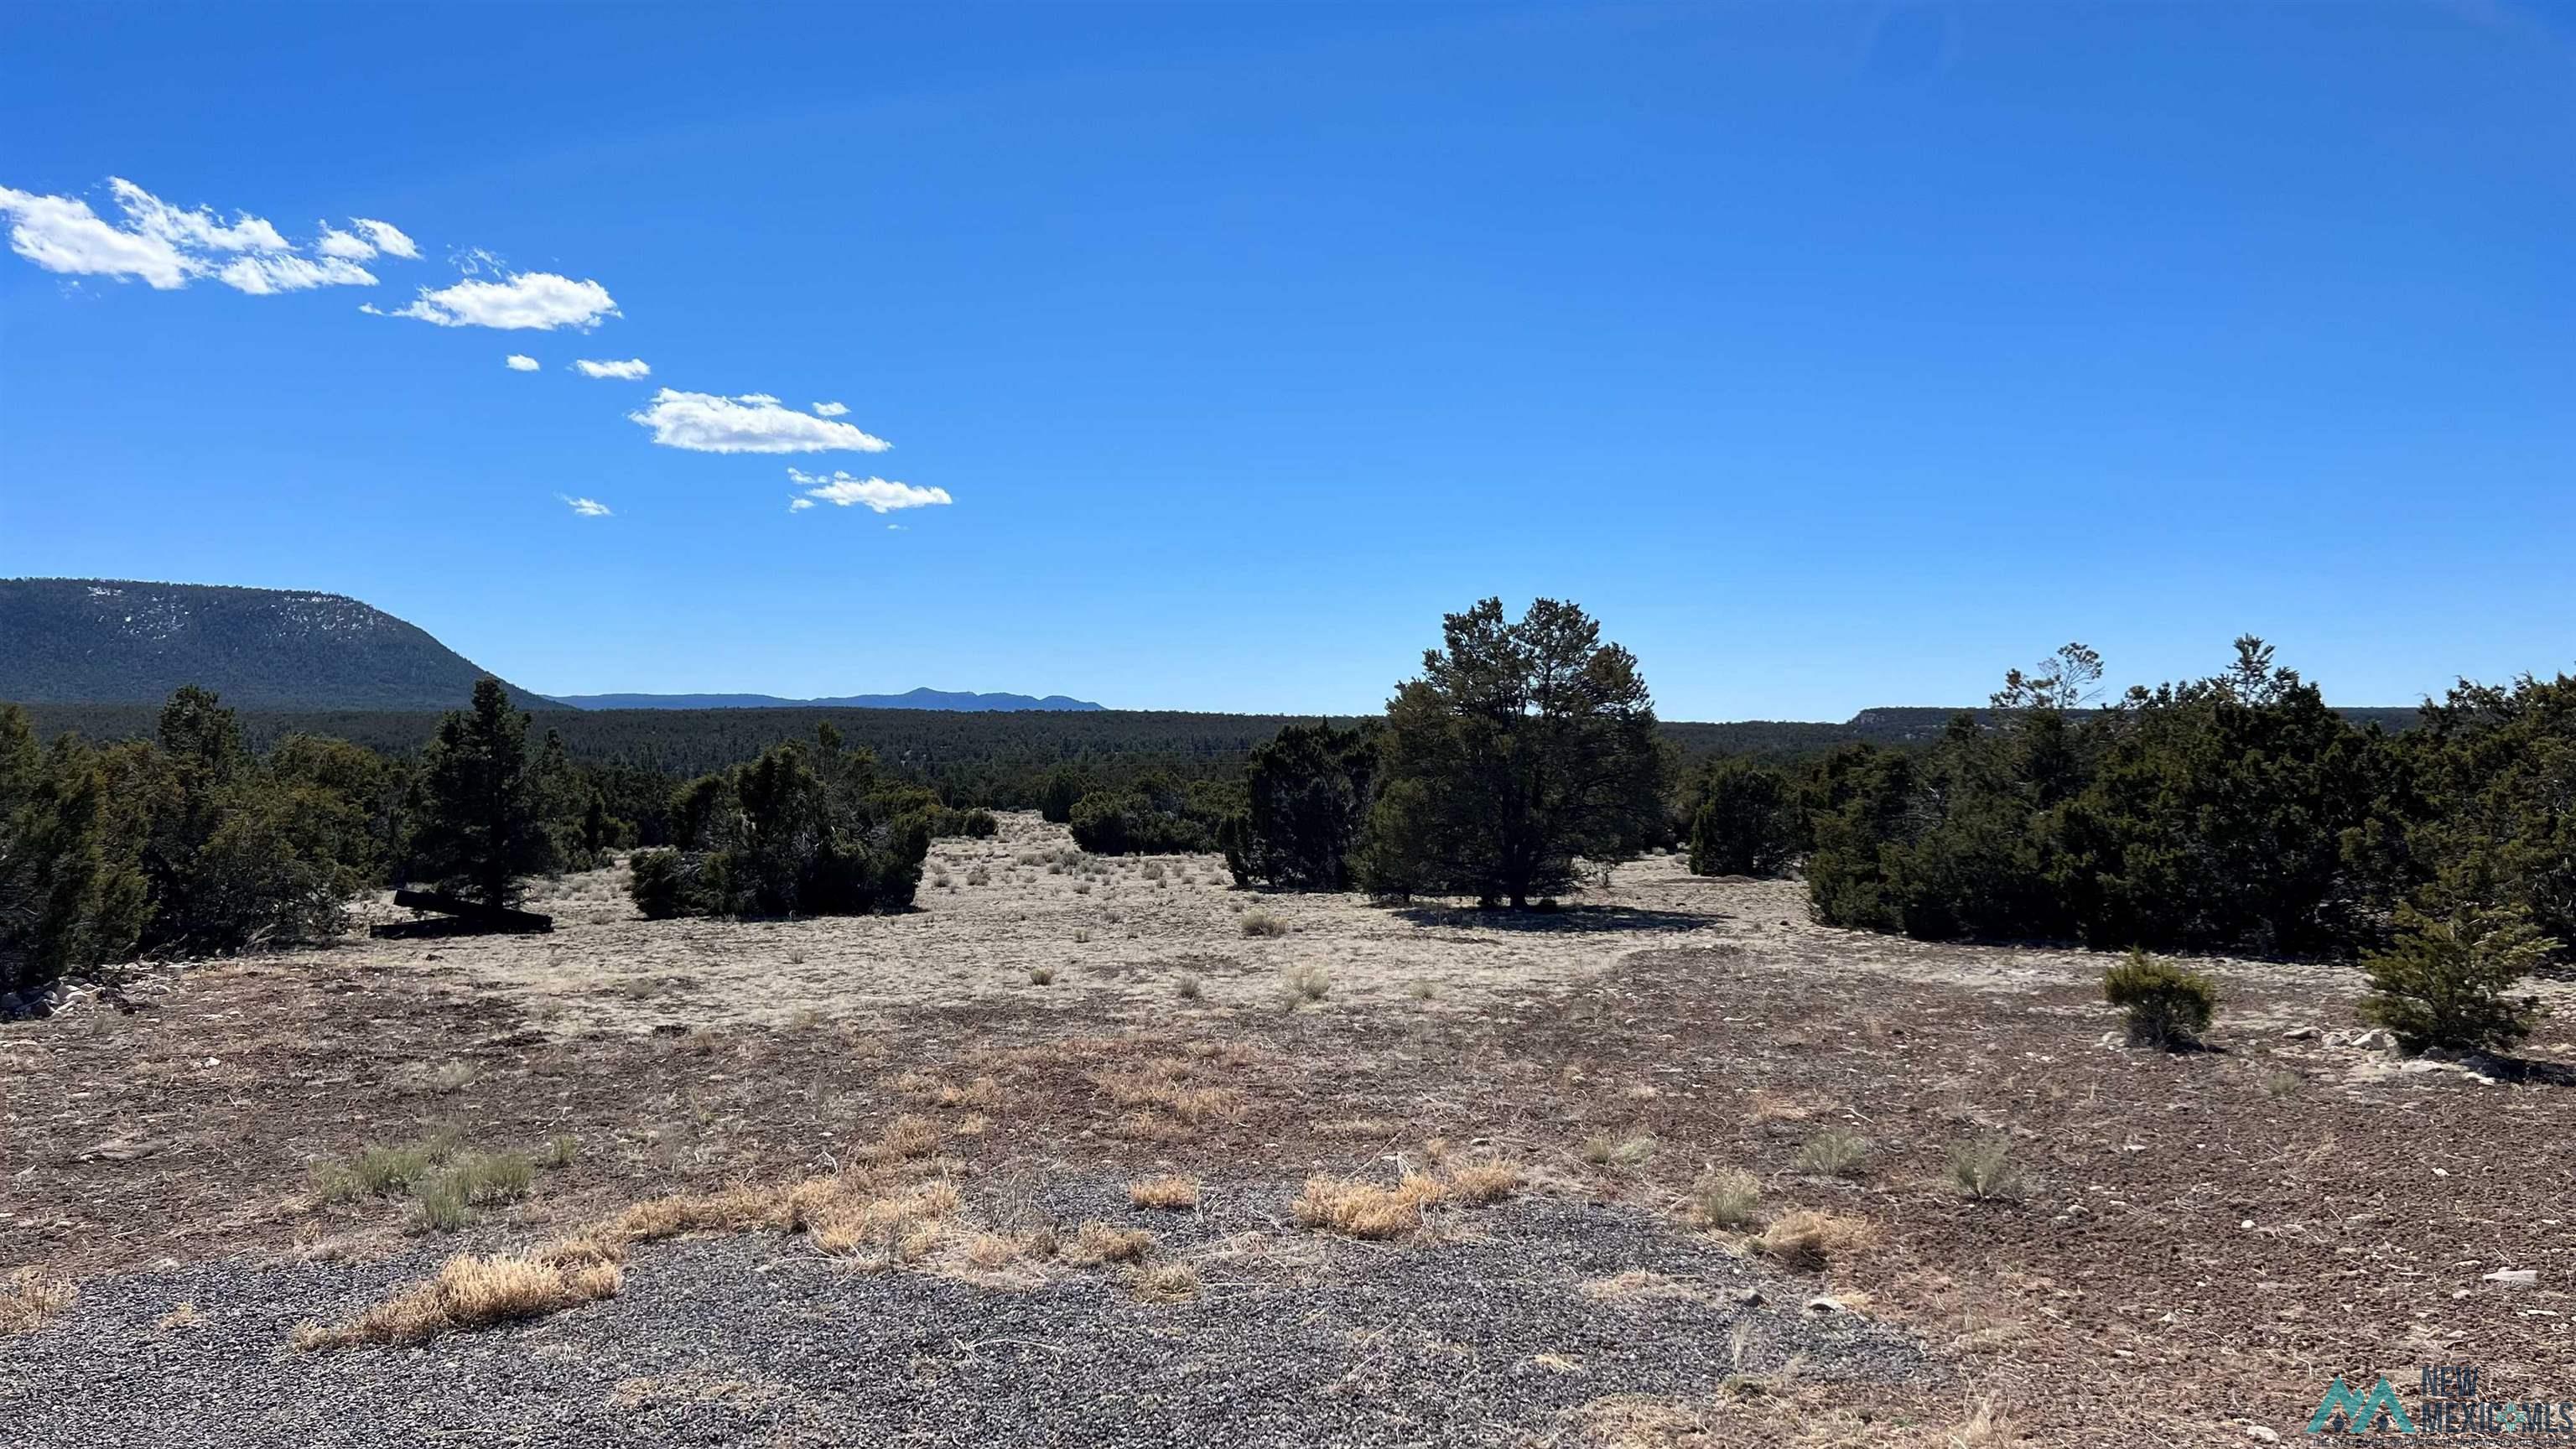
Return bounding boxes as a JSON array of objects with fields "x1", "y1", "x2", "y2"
[{"x1": 4, "y1": 813, "x2": 2572, "y2": 1446}]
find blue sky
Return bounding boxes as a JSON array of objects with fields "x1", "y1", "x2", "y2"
[{"x1": 3, "y1": 3, "x2": 2569, "y2": 719}]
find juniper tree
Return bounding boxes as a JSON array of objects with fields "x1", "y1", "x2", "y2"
[{"x1": 1362, "y1": 598, "x2": 1666, "y2": 909}]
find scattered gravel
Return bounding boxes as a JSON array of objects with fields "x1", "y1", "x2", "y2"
[{"x1": 0, "y1": 1186, "x2": 1928, "y2": 1446}]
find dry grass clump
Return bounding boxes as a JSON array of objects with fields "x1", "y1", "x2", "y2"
[
  {"x1": 1126, "y1": 1174, "x2": 1202, "y2": 1210},
  {"x1": 1794, "y1": 1126, "x2": 1870, "y2": 1178},
  {"x1": 295, "y1": 1246, "x2": 622, "y2": 1351},
  {"x1": 1130, "y1": 1261, "x2": 1199, "y2": 1302},
  {"x1": 0, "y1": 1269, "x2": 76, "y2": 1336},
  {"x1": 1280, "y1": 963, "x2": 1329, "y2": 1005},
  {"x1": 1443, "y1": 1156, "x2": 1522, "y2": 1205},
  {"x1": 1754, "y1": 1209, "x2": 1876, "y2": 1273},
  {"x1": 873, "y1": 1113, "x2": 943, "y2": 1161},
  {"x1": 810, "y1": 1180, "x2": 968, "y2": 1268},
  {"x1": 1240, "y1": 908, "x2": 1290, "y2": 938},
  {"x1": 1292, "y1": 1171, "x2": 1448, "y2": 1239},
  {"x1": 153, "y1": 1301, "x2": 201, "y2": 1331},
  {"x1": 1065, "y1": 1220, "x2": 1157, "y2": 1265},
  {"x1": 1581, "y1": 1130, "x2": 1659, "y2": 1169},
  {"x1": 1685, "y1": 1167, "x2": 1761, "y2": 1230},
  {"x1": 1945, "y1": 1135, "x2": 2027, "y2": 1202}
]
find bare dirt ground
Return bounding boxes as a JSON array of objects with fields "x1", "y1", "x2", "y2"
[{"x1": 4, "y1": 811, "x2": 2572, "y2": 1446}]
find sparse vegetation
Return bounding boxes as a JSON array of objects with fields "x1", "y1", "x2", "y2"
[
  {"x1": 1280, "y1": 962, "x2": 1329, "y2": 1004},
  {"x1": 1946, "y1": 1135, "x2": 2027, "y2": 1202},
  {"x1": 1239, "y1": 907, "x2": 1289, "y2": 938},
  {"x1": 2101, "y1": 951, "x2": 2219, "y2": 1049},
  {"x1": 296, "y1": 1245, "x2": 623, "y2": 1350},
  {"x1": 1685, "y1": 1167, "x2": 1761, "y2": 1229},
  {"x1": 0, "y1": 1268, "x2": 75, "y2": 1335},
  {"x1": 1794, "y1": 1126, "x2": 1869, "y2": 1177},
  {"x1": 1126, "y1": 1175, "x2": 1201, "y2": 1210},
  {"x1": 1292, "y1": 1171, "x2": 1447, "y2": 1239},
  {"x1": 1582, "y1": 1130, "x2": 1658, "y2": 1169}
]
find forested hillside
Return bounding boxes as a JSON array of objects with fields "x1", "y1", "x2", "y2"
[{"x1": 0, "y1": 579, "x2": 549, "y2": 711}]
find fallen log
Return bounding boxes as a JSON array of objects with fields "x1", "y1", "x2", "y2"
[{"x1": 369, "y1": 887, "x2": 554, "y2": 938}]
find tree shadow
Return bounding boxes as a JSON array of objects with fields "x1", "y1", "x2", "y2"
[{"x1": 1389, "y1": 903, "x2": 1722, "y2": 935}]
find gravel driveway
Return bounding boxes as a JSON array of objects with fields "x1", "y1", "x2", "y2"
[{"x1": 2, "y1": 1187, "x2": 1928, "y2": 1447}]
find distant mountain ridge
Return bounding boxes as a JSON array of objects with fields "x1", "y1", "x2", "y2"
[
  {"x1": 0, "y1": 579, "x2": 553, "y2": 711},
  {"x1": 553, "y1": 688, "x2": 1106, "y2": 713}
]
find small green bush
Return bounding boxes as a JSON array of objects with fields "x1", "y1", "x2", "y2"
[
  {"x1": 1686, "y1": 1167, "x2": 1761, "y2": 1229},
  {"x1": 1946, "y1": 1135, "x2": 2024, "y2": 1202},
  {"x1": 1794, "y1": 1126, "x2": 1869, "y2": 1178},
  {"x1": 2101, "y1": 950, "x2": 2218, "y2": 1049},
  {"x1": 2360, "y1": 902, "x2": 2553, "y2": 1053}
]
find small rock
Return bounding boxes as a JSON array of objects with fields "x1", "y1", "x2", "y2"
[
  {"x1": 1803, "y1": 1296, "x2": 1846, "y2": 1315},
  {"x1": 2483, "y1": 1269, "x2": 2538, "y2": 1288},
  {"x1": 2350, "y1": 1028, "x2": 2397, "y2": 1052},
  {"x1": 1727, "y1": 1287, "x2": 1764, "y2": 1307},
  {"x1": 2279, "y1": 1026, "x2": 2321, "y2": 1041},
  {"x1": 2244, "y1": 1426, "x2": 2281, "y2": 1444}
]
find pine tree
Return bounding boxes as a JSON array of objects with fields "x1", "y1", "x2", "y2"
[{"x1": 408, "y1": 678, "x2": 565, "y2": 908}]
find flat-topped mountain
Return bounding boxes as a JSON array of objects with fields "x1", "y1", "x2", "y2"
[{"x1": 0, "y1": 579, "x2": 551, "y2": 710}]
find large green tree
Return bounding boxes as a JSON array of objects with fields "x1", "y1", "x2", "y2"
[
  {"x1": 407, "y1": 678, "x2": 567, "y2": 908},
  {"x1": 1362, "y1": 598, "x2": 1666, "y2": 908},
  {"x1": 0, "y1": 708, "x2": 147, "y2": 992}
]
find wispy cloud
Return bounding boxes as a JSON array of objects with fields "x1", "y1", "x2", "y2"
[
  {"x1": 214, "y1": 253, "x2": 377, "y2": 294},
  {"x1": 352, "y1": 219, "x2": 418, "y2": 259},
  {"x1": 574, "y1": 357, "x2": 651, "y2": 380},
  {"x1": 787, "y1": 468, "x2": 951, "y2": 514},
  {"x1": 505, "y1": 354, "x2": 541, "y2": 371},
  {"x1": 314, "y1": 217, "x2": 421, "y2": 262},
  {"x1": 0, "y1": 177, "x2": 401, "y2": 293},
  {"x1": 560, "y1": 495, "x2": 613, "y2": 517},
  {"x1": 371, "y1": 270, "x2": 618, "y2": 330},
  {"x1": 811, "y1": 401, "x2": 849, "y2": 417},
  {"x1": 631, "y1": 390, "x2": 891, "y2": 454},
  {"x1": 788, "y1": 496, "x2": 815, "y2": 512}
]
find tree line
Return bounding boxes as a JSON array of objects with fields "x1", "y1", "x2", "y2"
[{"x1": 7, "y1": 600, "x2": 2565, "y2": 1054}]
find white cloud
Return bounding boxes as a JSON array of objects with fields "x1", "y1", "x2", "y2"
[
  {"x1": 788, "y1": 496, "x2": 815, "y2": 512},
  {"x1": 505, "y1": 354, "x2": 541, "y2": 371},
  {"x1": 314, "y1": 223, "x2": 376, "y2": 261},
  {"x1": 0, "y1": 185, "x2": 190, "y2": 288},
  {"x1": 352, "y1": 219, "x2": 418, "y2": 259},
  {"x1": 110, "y1": 178, "x2": 289, "y2": 253},
  {"x1": 574, "y1": 357, "x2": 651, "y2": 380},
  {"x1": 216, "y1": 253, "x2": 377, "y2": 293},
  {"x1": 788, "y1": 468, "x2": 951, "y2": 514},
  {"x1": 631, "y1": 390, "x2": 891, "y2": 454},
  {"x1": 375, "y1": 271, "x2": 618, "y2": 330},
  {"x1": 811, "y1": 401, "x2": 849, "y2": 417},
  {"x1": 560, "y1": 495, "x2": 613, "y2": 517},
  {"x1": 0, "y1": 178, "x2": 407, "y2": 294}
]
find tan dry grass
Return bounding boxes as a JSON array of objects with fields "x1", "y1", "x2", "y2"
[
  {"x1": 295, "y1": 1247, "x2": 622, "y2": 1350},
  {"x1": 0, "y1": 1269, "x2": 75, "y2": 1336},
  {"x1": 1754, "y1": 1209, "x2": 1877, "y2": 1273},
  {"x1": 1291, "y1": 1171, "x2": 1448, "y2": 1239},
  {"x1": 1125, "y1": 1174, "x2": 1202, "y2": 1210}
]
